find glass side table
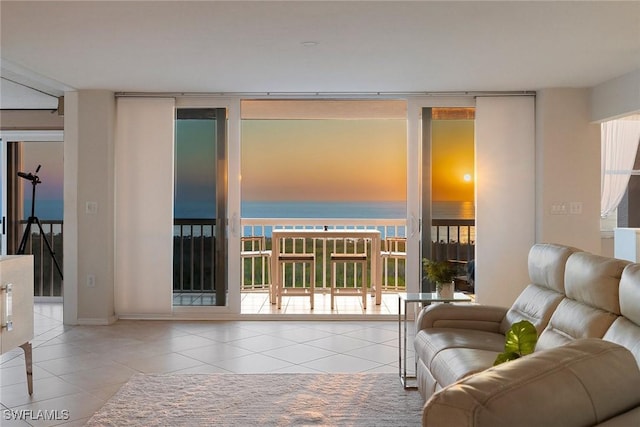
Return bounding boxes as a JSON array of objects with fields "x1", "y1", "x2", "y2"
[{"x1": 398, "y1": 292, "x2": 472, "y2": 389}]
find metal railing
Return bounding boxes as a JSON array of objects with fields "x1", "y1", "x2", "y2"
[
  {"x1": 173, "y1": 219, "x2": 216, "y2": 294},
  {"x1": 21, "y1": 217, "x2": 474, "y2": 299},
  {"x1": 242, "y1": 219, "x2": 407, "y2": 292},
  {"x1": 17, "y1": 219, "x2": 64, "y2": 298},
  {"x1": 432, "y1": 219, "x2": 475, "y2": 262},
  {"x1": 241, "y1": 218, "x2": 476, "y2": 293}
]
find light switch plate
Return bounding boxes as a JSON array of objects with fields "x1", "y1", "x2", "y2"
[{"x1": 85, "y1": 201, "x2": 98, "y2": 215}]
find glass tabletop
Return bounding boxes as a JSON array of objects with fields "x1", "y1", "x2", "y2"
[{"x1": 398, "y1": 292, "x2": 472, "y2": 303}]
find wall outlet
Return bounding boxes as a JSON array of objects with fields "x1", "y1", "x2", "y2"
[
  {"x1": 87, "y1": 274, "x2": 95, "y2": 287},
  {"x1": 550, "y1": 203, "x2": 567, "y2": 215},
  {"x1": 569, "y1": 202, "x2": 583, "y2": 215}
]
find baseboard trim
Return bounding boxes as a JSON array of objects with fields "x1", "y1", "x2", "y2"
[{"x1": 77, "y1": 315, "x2": 118, "y2": 325}]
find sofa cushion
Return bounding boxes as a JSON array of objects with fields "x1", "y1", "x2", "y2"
[
  {"x1": 619, "y1": 263, "x2": 640, "y2": 325},
  {"x1": 564, "y1": 252, "x2": 628, "y2": 314},
  {"x1": 414, "y1": 328, "x2": 505, "y2": 370},
  {"x1": 499, "y1": 243, "x2": 579, "y2": 334},
  {"x1": 500, "y1": 284, "x2": 564, "y2": 335},
  {"x1": 429, "y1": 347, "x2": 499, "y2": 389},
  {"x1": 537, "y1": 299, "x2": 619, "y2": 350},
  {"x1": 422, "y1": 339, "x2": 640, "y2": 427},
  {"x1": 527, "y1": 243, "x2": 580, "y2": 294},
  {"x1": 537, "y1": 252, "x2": 627, "y2": 350},
  {"x1": 604, "y1": 318, "x2": 640, "y2": 367},
  {"x1": 416, "y1": 304, "x2": 507, "y2": 332},
  {"x1": 603, "y1": 263, "x2": 640, "y2": 366},
  {"x1": 597, "y1": 407, "x2": 640, "y2": 426}
]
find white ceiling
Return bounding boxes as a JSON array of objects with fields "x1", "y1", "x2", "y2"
[{"x1": 1, "y1": 1, "x2": 639, "y2": 109}]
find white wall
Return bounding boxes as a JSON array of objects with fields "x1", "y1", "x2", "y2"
[
  {"x1": 475, "y1": 97, "x2": 536, "y2": 307},
  {"x1": 63, "y1": 90, "x2": 116, "y2": 325},
  {"x1": 591, "y1": 69, "x2": 640, "y2": 122},
  {"x1": 0, "y1": 110, "x2": 63, "y2": 130},
  {"x1": 536, "y1": 88, "x2": 602, "y2": 254}
]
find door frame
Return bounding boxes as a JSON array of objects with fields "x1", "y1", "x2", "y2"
[
  {"x1": 173, "y1": 95, "x2": 478, "y2": 317},
  {"x1": 0, "y1": 137, "x2": 6, "y2": 255},
  {"x1": 0, "y1": 131, "x2": 64, "y2": 256},
  {"x1": 173, "y1": 97, "x2": 241, "y2": 316},
  {"x1": 406, "y1": 97, "x2": 475, "y2": 295}
]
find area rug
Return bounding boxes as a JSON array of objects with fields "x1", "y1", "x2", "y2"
[{"x1": 86, "y1": 373, "x2": 423, "y2": 426}]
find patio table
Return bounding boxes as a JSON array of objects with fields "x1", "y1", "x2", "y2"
[{"x1": 271, "y1": 229, "x2": 382, "y2": 305}]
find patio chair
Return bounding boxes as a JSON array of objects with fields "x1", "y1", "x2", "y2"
[
  {"x1": 241, "y1": 236, "x2": 272, "y2": 298},
  {"x1": 330, "y1": 252, "x2": 368, "y2": 309},
  {"x1": 277, "y1": 252, "x2": 316, "y2": 310},
  {"x1": 381, "y1": 237, "x2": 406, "y2": 289}
]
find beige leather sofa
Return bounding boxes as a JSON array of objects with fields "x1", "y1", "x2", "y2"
[
  {"x1": 423, "y1": 339, "x2": 640, "y2": 426},
  {"x1": 415, "y1": 243, "x2": 640, "y2": 425}
]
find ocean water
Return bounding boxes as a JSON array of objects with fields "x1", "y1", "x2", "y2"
[
  {"x1": 25, "y1": 199, "x2": 473, "y2": 221},
  {"x1": 242, "y1": 200, "x2": 406, "y2": 219},
  {"x1": 26, "y1": 199, "x2": 407, "y2": 220}
]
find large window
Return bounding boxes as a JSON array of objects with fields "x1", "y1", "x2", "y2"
[{"x1": 241, "y1": 99, "x2": 407, "y2": 220}]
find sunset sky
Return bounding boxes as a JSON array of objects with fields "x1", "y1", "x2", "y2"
[
  {"x1": 241, "y1": 118, "x2": 407, "y2": 201},
  {"x1": 241, "y1": 100, "x2": 474, "y2": 203},
  {"x1": 431, "y1": 119, "x2": 475, "y2": 201},
  {"x1": 22, "y1": 142, "x2": 64, "y2": 201},
  {"x1": 16, "y1": 101, "x2": 475, "y2": 214}
]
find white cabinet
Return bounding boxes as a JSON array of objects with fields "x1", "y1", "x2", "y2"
[
  {"x1": 0, "y1": 255, "x2": 34, "y2": 394},
  {"x1": 614, "y1": 228, "x2": 640, "y2": 262}
]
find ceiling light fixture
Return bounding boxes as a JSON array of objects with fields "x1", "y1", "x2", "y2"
[{"x1": 301, "y1": 41, "x2": 319, "y2": 47}]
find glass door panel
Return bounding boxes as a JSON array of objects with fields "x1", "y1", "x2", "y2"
[
  {"x1": 173, "y1": 108, "x2": 227, "y2": 306},
  {"x1": 422, "y1": 107, "x2": 475, "y2": 291}
]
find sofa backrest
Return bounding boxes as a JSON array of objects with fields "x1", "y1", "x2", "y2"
[
  {"x1": 604, "y1": 263, "x2": 640, "y2": 366},
  {"x1": 536, "y1": 252, "x2": 629, "y2": 351},
  {"x1": 500, "y1": 243, "x2": 579, "y2": 335}
]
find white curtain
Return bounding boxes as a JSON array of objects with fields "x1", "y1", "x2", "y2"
[
  {"x1": 115, "y1": 97, "x2": 175, "y2": 315},
  {"x1": 601, "y1": 118, "x2": 640, "y2": 218},
  {"x1": 475, "y1": 96, "x2": 535, "y2": 307}
]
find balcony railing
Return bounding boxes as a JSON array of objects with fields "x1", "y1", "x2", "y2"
[
  {"x1": 21, "y1": 217, "x2": 474, "y2": 299},
  {"x1": 17, "y1": 219, "x2": 64, "y2": 298},
  {"x1": 242, "y1": 219, "x2": 407, "y2": 293},
  {"x1": 173, "y1": 219, "x2": 216, "y2": 294},
  {"x1": 432, "y1": 219, "x2": 475, "y2": 262},
  {"x1": 241, "y1": 218, "x2": 475, "y2": 294}
]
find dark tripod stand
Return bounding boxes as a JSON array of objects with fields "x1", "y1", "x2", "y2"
[{"x1": 17, "y1": 165, "x2": 64, "y2": 280}]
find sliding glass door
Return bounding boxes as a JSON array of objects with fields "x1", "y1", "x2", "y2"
[
  {"x1": 424, "y1": 108, "x2": 475, "y2": 291},
  {"x1": 173, "y1": 108, "x2": 228, "y2": 306}
]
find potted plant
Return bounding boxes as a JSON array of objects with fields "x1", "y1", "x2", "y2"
[{"x1": 422, "y1": 259, "x2": 457, "y2": 298}]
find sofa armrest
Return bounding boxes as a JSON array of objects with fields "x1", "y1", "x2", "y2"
[
  {"x1": 416, "y1": 303, "x2": 508, "y2": 334},
  {"x1": 422, "y1": 339, "x2": 640, "y2": 427}
]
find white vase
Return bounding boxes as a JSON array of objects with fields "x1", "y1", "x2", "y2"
[{"x1": 436, "y1": 281, "x2": 454, "y2": 299}]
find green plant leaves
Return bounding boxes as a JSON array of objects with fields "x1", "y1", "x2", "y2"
[
  {"x1": 493, "y1": 351, "x2": 521, "y2": 365},
  {"x1": 422, "y1": 259, "x2": 457, "y2": 284},
  {"x1": 493, "y1": 320, "x2": 538, "y2": 366}
]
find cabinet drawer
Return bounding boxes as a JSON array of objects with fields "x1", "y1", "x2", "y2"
[{"x1": 1, "y1": 256, "x2": 34, "y2": 354}]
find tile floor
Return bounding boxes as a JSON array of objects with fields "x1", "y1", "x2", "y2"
[
  {"x1": 240, "y1": 291, "x2": 402, "y2": 316},
  {"x1": 1, "y1": 302, "x2": 417, "y2": 426},
  {"x1": 172, "y1": 290, "x2": 402, "y2": 316}
]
